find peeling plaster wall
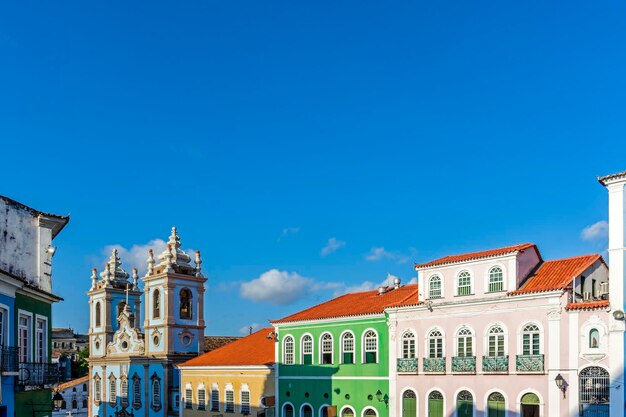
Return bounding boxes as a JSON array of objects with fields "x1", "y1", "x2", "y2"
[{"x1": 0, "y1": 198, "x2": 53, "y2": 291}]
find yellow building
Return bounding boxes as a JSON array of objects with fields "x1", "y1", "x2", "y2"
[{"x1": 178, "y1": 328, "x2": 276, "y2": 417}]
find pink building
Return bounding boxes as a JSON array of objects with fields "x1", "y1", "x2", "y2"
[{"x1": 386, "y1": 171, "x2": 626, "y2": 417}]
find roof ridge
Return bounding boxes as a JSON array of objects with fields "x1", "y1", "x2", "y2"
[
  {"x1": 543, "y1": 253, "x2": 601, "y2": 262},
  {"x1": 415, "y1": 243, "x2": 536, "y2": 269}
]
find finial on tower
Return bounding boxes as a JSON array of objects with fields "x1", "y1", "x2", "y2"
[
  {"x1": 102, "y1": 264, "x2": 113, "y2": 288},
  {"x1": 90, "y1": 268, "x2": 98, "y2": 290},
  {"x1": 194, "y1": 250, "x2": 203, "y2": 277},
  {"x1": 165, "y1": 244, "x2": 174, "y2": 273},
  {"x1": 132, "y1": 268, "x2": 139, "y2": 289},
  {"x1": 147, "y1": 249, "x2": 155, "y2": 276}
]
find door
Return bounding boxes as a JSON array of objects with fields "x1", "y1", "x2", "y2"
[
  {"x1": 428, "y1": 391, "x2": 443, "y2": 417},
  {"x1": 456, "y1": 390, "x2": 473, "y2": 417},
  {"x1": 402, "y1": 390, "x2": 416, "y2": 417},
  {"x1": 521, "y1": 404, "x2": 539, "y2": 417},
  {"x1": 487, "y1": 392, "x2": 505, "y2": 417}
]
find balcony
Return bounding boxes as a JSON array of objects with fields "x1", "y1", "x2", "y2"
[
  {"x1": 451, "y1": 356, "x2": 476, "y2": 373},
  {"x1": 0, "y1": 347, "x2": 19, "y2": 374},
  {"x1": 482, "y1": 355, "x2": 509, "y2": 373},
  {"x1": 516, "y1": 354, "x2": 545, "y2": 373},
  {"x1": 397, "y1": 358, "x2": 418, "y2": 373},
  {"x1": 17, "y1": 362, "x2": 60, "y2": 387},
  {"x1": 423, "y1": 357, "x2": 446, "y2": 373}
]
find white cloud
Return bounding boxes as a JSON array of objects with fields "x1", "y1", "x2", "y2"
[
  {"x1": 239, "y1": 323, "x2": 260, "y2": 335},
  {"x1": 321, "y1": 237, "x2": 346, "y2": 256},
  {"x1": 278, "y1": 227, "x2": 300, "y2": 241},
  {"x1": 101, "y1": 238, "x2": 195, "y2": 276},
  {"x1": 332, "y1": 274, "x2": 408, "y2": 297},
  {"x1": 365, "y1": 247, "x2": 416, "y2": 264},
  {"x1": 240, "y1": 269, "x2": 313, "y2": 305},
  {"x1": 581, "y1": 221, "x2": 609, "y2": 242}
]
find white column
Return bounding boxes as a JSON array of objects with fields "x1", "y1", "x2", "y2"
[
  {"x1": 547, "y1": 309, "x2": 561, "y2": 417},
  {"x1": 605, "y1": 179, "x2": 626, "y2": 415},
  {"x1": 388, "y1": 312, "x2": 398, "y2": 417},
  {"x1": 568, "y1": 312, "x2": 579, "y2": 417}
]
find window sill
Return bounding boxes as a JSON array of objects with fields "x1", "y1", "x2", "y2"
[{"x1": 454, "y1": 293, "x2": 475, "y2": 297}]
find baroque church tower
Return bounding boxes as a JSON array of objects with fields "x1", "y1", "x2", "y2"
[{"x1": 88, "y1": 228, "x2": 206, "y2": 417}]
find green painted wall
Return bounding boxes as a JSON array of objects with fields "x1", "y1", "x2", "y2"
[
  {"x1": 277, "y1": 316, "x2": 390, "y2": 417},
  {"x1": 14, "y1": 293, "x2": 53, "y2": 360},
  {"x1": 15, "y1": 388, "x2": 52, "y2": 417}
]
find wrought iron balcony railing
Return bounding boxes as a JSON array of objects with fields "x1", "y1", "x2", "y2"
[
  {"x1": 0, "y1": 347, "x2": 19, "y2": 373},
  {"x1": 451, "y1": 356, "x2": 476, "y2": 373},
  {"x1": 482, "y1": 355, "x2": 509, "y2": 373},
  {"x1": 516, "y1": 354, "x2": 544, "y2": 373},
  {"x1": 423, "y1": 357, "x2": 446, "y2": 373},
  {"x1": 17, "y1": 362, "x2": 60, "y2": 387},
  {"x1": 397, "y1": 358, "x2": 418, "y2": 373}
]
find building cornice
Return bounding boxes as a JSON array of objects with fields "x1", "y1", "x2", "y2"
[{"x1": 598, "y1": 170, "x2": 626, "y2": 186}]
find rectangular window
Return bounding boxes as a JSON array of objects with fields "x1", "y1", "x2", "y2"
[
  {"x1": 109, "y1": 379, "x2": 117, "y2": 405},
  {"x1": 488, "y1": 280, "x2": 503, "y2": 292},
  {"x1": 343, "y1": 352, "x2": 354, "y2": 364},
  {"x1": 342, "y1": 335, "x2": 354, "y2": 364},
  {"x1": 488, "y1": 335, "x2": 505, "y2": 356},
  {"x1": 429, "y1": 338, "x2": 443, "y2": 358},
  {"x1": 198, "y1": 389, "x2": 206, "y2": 410},
  {"x1": 95, "y1": 379, "x2": 101, "y2": 402},
  {"x1": 402, "y1": 339, "x2": 415, "y2": 359},
  {"x1": 241, "y1": 391, "x2": 250, "y2": 414},
  {"x1": 18, "y1": 314, "x2": 31, "y2": 362},
  {"x1": 0, "y1": 308, "x2": 6, "y2": 346},
  {"x1": 36, "y1": 318, "x2": 46, "y2": 362},
  {"x1": 211, "y1": 389, "x2": 220, "y2": 412},
  {"x1": 225, "y1": 390, "x2": 234, "y2": 413},
  {"x1": 133, "y1": 379, "x2": 141, "y2": 406},
  {"x1": 523, "y1": 334, "x2": 540, "y2": 355}
]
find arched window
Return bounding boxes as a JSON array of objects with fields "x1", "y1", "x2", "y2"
[
  {"x1": 180, "y1": 288, "x2": 192, "y2": 319},
  {"x1": 341, "y1": 332, "x2": 354, "y2": 364},
  {"x1": 579, "y1": 367, "x2": 609, "y2": 414},
  {"x1": 429, "y1": 276, "x2": 442, "y2": 299},
  {"x1": 94, "y1": 374, "x2": 101, "y2": 403},
  {"x1": 520, "y1": 392, "x2": 540, "y2": 416},
  {"x1": 456, "y1": 390, "x2": 473, "y2": 416},
  {"x1": 61, "y1": 400, "x2": 66, "y2": 410},
  {"x1": 487, "y1": 392, "x2": 505, "y2": 417},
  {"x1": 489, "y1": 267, "x2": 504, "y2": 292},
  {"x1": 402, "y1": 390, "x2": 416, "y2": 417},
  {"x1": 302, "y1": 335, "x2": 313, "y2": 365},
  {"x1": 153, "y1": 289, "x2": 160, "y2": 319},
  {"x1": 456, "y1": 327, "x2": 473, "y2": 357},
  {"x1": 428, "y1": 391, "x2": 443, "y2": 417},
  {"x1": 109, "y1": 375, "x2": 117, "y2": 406},
  {"x1": 283, "y1": 336, "x2": 295, "y2": 365},
  {"x1": 284, "y1": 404, "x2": 294, "y2": 417},
  {"x1": 152, "y1": 379, "x2": 161, "y2": 408},
  {"x1": 72, "y1": 399, "x2": 77, "y2": 409},
  {"x1": 83, "y1": 383, "x2": 87, "y2": 392},
  {"x1": 341, "y1": 407, "x2": 355, "y2": 417},
  {"x1": 428, "y1": 330, "x2": 443, "y2": 358},
  {"x1": 487, "y1": 326, "x2": 505, "y2": 357},
  {"x1": 95, "y1": 302, "x2": 101, "y2": 327},
  {"x1": 457, "y1": 271, "x2": 472, "y2": 296},
  {"x1": 522, "y1": 324, "x2": 540, "y2": 355},
  {"x1": 363, "y1": 330, "x2": 378, "y2": 363},
  {"x1": 241, "y1": 387, "x2": 251, "y2": 414},
  {"x1": 401, "y1": 330, "x2": 416, "y2": 359},
  {"x1": 363, "y1": 408, "x2": 377, "y2": 417},
  {"x1": 589, "y1": 328, "x2": 600, "y2": 348},
  {"x1": 301, "y1": 405, "x2": 313, "y2": 417},
  {"x1": 117, "y1": 301, "x2": 126, "y2": 319},
  {"x1": 82, "y1": 399, "x2": 87, "y2": 408},
  {"x1": 184, "y1": 386, "x2": 193, "y2": 409},
  {"x1": 121, "y1": 377, "x2": 129, "y2": 405},
  {"x1": 132, "y1": 375, "x2": 141, "y2": 407},
  {"x1": 321, "y1": 333, "x2": 333, "y2": 364}
]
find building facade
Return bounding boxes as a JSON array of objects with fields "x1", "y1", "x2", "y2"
[
  {"x1": 52, "y1": 376, "x2": 89, "y2": 417},
  {"x1": 87, "y1": 227, "x2": 206, "y2": 417},
  {"x1": 0, "y1": 195, "x2": 68, "y2": 417},
  {"x1": 272, "y1": 283, "x2": 418, "y2": 417},
  {"x1": 178, "y1": 328, "x2": 276, "y2": 417}
]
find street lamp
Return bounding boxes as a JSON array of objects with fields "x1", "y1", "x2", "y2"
[
  {"x1": 555, "y1": 374, "x2": 567, "y2": 398},
  {"x1": 52, "y1": 393, "x2": 64, "y2": 410}
]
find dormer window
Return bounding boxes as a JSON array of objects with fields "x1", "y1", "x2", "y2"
[
  {"x1": 488, "y1": 267, "x2": 504, "y2": 292},
  {"x1": 457, "y1": 271, "x2": 471, "y2": 296},
  {"x1": 429, "y1": 276, "x2": 442, "y2": 299}
]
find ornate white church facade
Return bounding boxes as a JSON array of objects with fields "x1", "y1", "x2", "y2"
[{"x1": 87, "y1": 228, "x2": 206, "y2": 417}]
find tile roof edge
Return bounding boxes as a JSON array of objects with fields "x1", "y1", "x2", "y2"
[{"x1": 414, "y1": 243, "x2": 536, "y2": 269}]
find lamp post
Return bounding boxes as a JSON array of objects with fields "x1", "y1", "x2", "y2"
[{"x1": 555, "y1": 374, "x2": 567, "y2": 398}]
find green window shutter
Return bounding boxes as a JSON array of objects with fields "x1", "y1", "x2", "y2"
[
  {"x1": 402, "y1": 396, "x2": 416, "y2": 417},
  {"x1": 343, "y1": 352, "x2": 353, "y2": 364},
  {"x1": 303, "y1": 354, "x2": 312, "y2": 365},
  {"x1": 365, "y1": 352, "x2": 376, "y2": 363},
  {"x1": 428, "y1": 399, "x2": 443, "y2": 417}
]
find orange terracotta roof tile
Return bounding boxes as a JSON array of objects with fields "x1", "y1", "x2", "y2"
[
  {"x1": 509, "y1": 254, "x2": 604, "y2": 295},
  {"x1": 272, "y1": 284, "x2": 419, "y2": 324},
  {"x1": 53, "y1": 375, "x2": 89, "y2": 393},
  {"x1": 565, "y1": 300, "x2": 610, "y2": 311},
  {"x1": 179, "y1": 328, "x2": 275, "y2": 367},
  {"x1": 414, "y1": 243, "x2": 537, "y2": 269}
]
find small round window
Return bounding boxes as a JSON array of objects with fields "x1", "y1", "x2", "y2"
[
  {"x1": 182, "y1": 335, "x2": 191, "y2": 346},
  {"x1": 95, "y1": 341, "x2": 100, "y2": 350},
  {"x1": 121, "y1": 341, "x2": 129, "y2": 351},
  {"x1": 153, "y1": 336, "x2": 160, "y2": 346}
]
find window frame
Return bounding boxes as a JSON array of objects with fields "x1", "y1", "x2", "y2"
[
  {"x1": 428, "y1": 275, "x2": 443, "y2": 299},
  {"x1": 179, "y1": 288, "x2": 193, "y2": 320},
  {"x1": 320, "y1": 332, "x2": 333, "y2": 365},
  {"x1": 362, "y1": 329, "x2": 378, "y2": 364},
  {"x1": 283, "y1": 335, "x2": 295, "y2": 365},
  {"x1": 455, "y1": 327, "x2": 473, "y2": 357},
  {"x1": 301, "y1": 333, "x2": 314, "y2": 365},
  {"x1": 401, "y1": 330, "x2": 416, "y2": 359},
  {"x1": 487, "y1": 266, "x2": 505, "y2": 293},
  {"x1": 486, "y1": 325, "x2": 506, "y2": 357},
  {"x1": 427, "y1": 329, "x2": 444, "y2": 359},
  {"x1": 456, "y1": 270, "x2": 472, "y2": 296},
  {"x1": 340, "y1": 331, "x2": 355, "y2": 364}
]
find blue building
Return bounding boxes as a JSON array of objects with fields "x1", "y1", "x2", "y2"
[{"x1": 88, "y1": 227, "x2": 206, "y2": 417}]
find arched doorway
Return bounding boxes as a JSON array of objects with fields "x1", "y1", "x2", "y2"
[
  {"x1": 579, "y1": 366, "x2": 610, "y2": 417},
  {"x1": 402, "y1": 390, "x2": 417, "y2": 417},
  {"x1": 428, "y1": 391, "x2": 443, "y2": 417},
  {"x1": 520, "y1": 392, "x2": 539, "y2": 417},
  {"x1": 456, "y1": 390, "x2": 473, "y2": 417},
  {"x1": 284, "y1": 404, "x2": 294, "y2": 417},
  {"x1": 487, "y1": 392, "x2": 505, "y2": 417},
  {"x1": 301, "y1": 404, "x2": 313, "y2": 417}
]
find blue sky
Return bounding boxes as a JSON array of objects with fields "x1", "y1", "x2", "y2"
[{"x1": 1, "y1": 1, "x2": 625, "y2": 335}]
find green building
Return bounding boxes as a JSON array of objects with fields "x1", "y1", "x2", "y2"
[{"x1": 271, "y1": 282, "x2": 417, "y2": 417}]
